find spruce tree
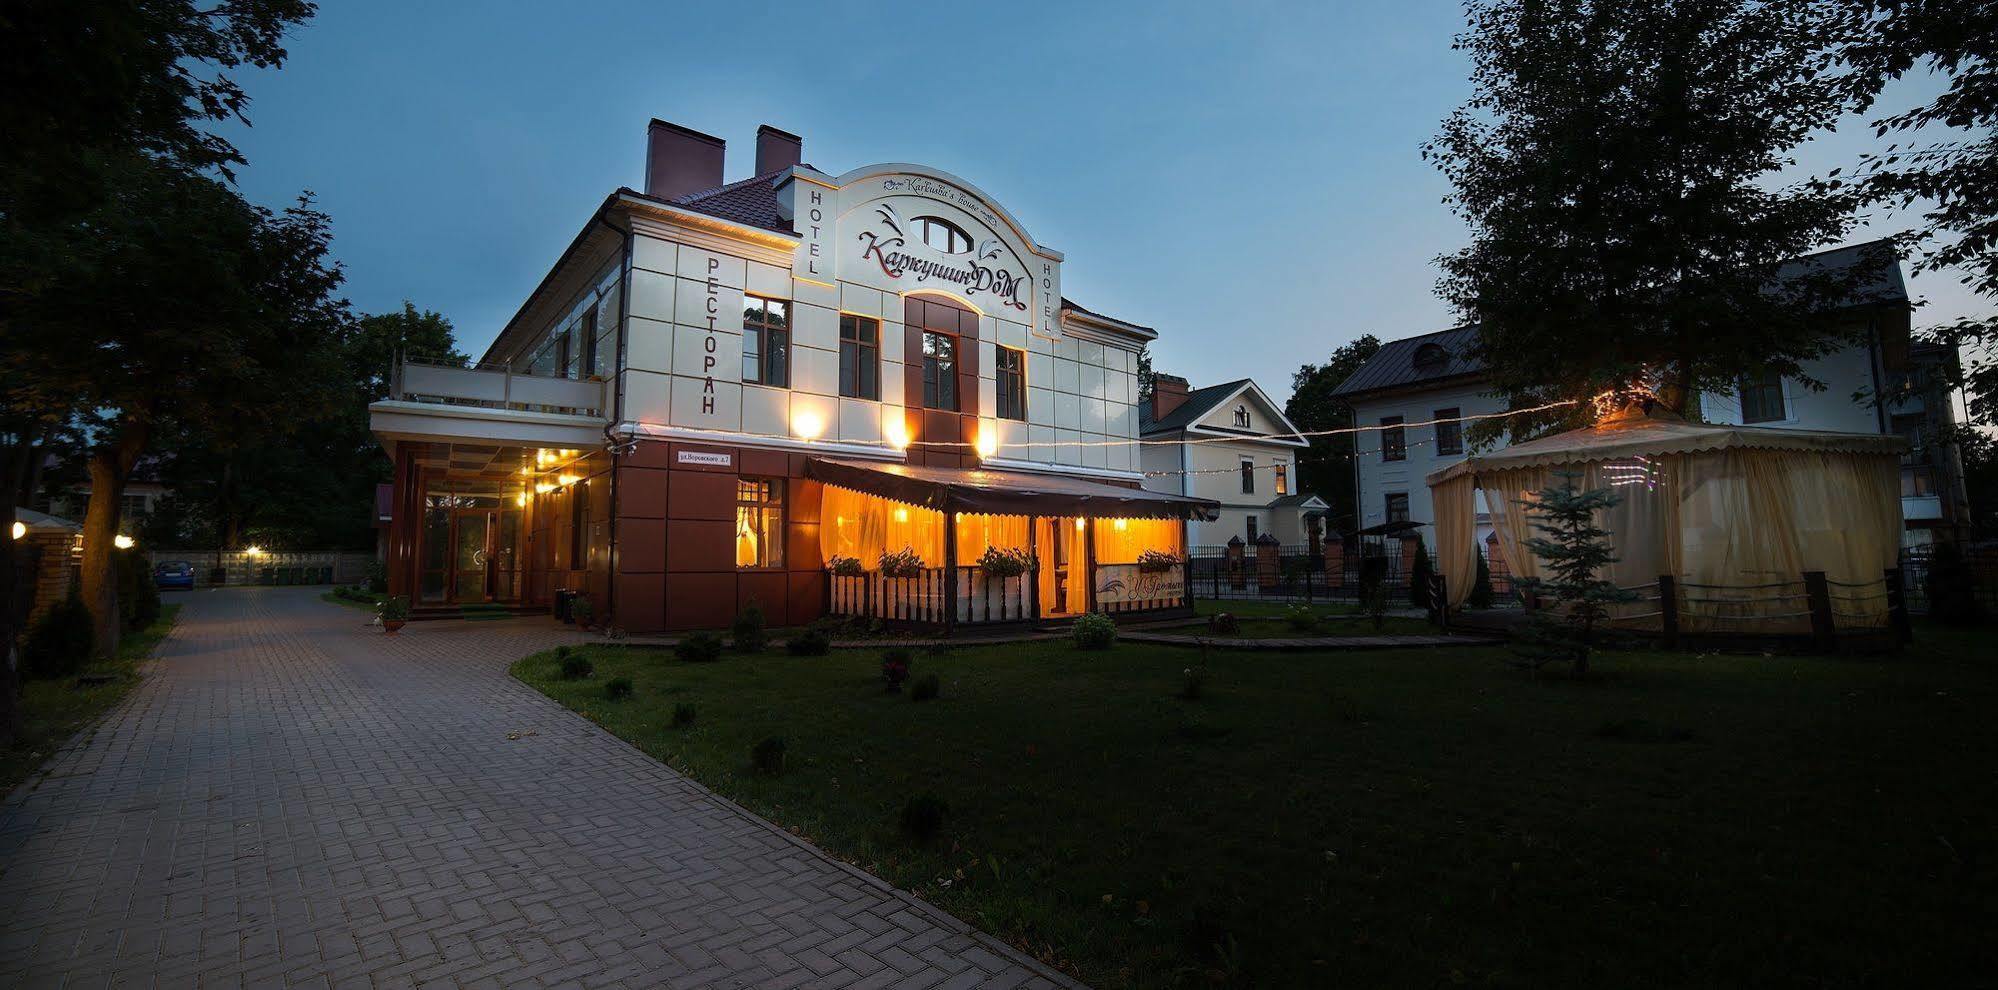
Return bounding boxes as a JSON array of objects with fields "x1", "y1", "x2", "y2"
[
  {"x1": 1512, "y1": 472, "x2": 1638, "y2": 675},
  {"x1": 1468, "y1": 545, "x2": 1496, "y2": 609}
]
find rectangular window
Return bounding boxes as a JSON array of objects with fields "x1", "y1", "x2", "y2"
[
  {"x1": 995, "y1": 346, "x2": 1026, "y2": 420},
  {"x1": 1434, "y1": 407, "x2": 1462, "y2": 456},
  {"x1": 1274, "y1": 464, "x2": 1288, "y2": 495},
  {"x1": 570, "y1": 479, "x2": 588, "y2": 567},
  {"x1": 1739, "y1": 370, "x2": 1785, "y2": 423},
  {"x1": 838, "y1": 314, "x2": 880, "y2": 400},
  {"x1": 742, "y1": 296, "x2": 790, "y2": 387},
  {"x1": 1381, "y1": 416, "x2": 1406, "y2": 462},
  {"x1": 1246, "y1": 516, "x2": 1259, "y2": 543},
  {"x1": 922, "y1": 331, "x2": 958, "y2": 410},
  {"x1": 1240, "y1": 458, "x2": 1255, "y2": 495},
  {"x1": 1385, "y1": 492, "x2": 1409, "y2": 523},
  {"x1": 734, "y1": 478, "x2": 784, "y2": 569}
]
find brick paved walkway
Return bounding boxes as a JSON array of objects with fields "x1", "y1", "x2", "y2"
[{"x1": 0, "y1": 588, "x2": 1072, "y2": 989}]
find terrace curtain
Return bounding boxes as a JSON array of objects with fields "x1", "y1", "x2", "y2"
[
  {"x1": 954, "y1": 513, "x2": 1031, "y2": 565},
  {"x1": 820, "y1": 485, "x2": 945, "y2": 569},
  {"x1": 1092, "y1": 518, "x2": 1182, "y2": 564},
  {"x1": 1432, "y1": 474, "x2": 1478, "y2": 608}
]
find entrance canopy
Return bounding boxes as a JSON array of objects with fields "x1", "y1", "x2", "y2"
[
  {"x1": 1425, "y1": 411, "x2": 1905, "y2": 629},
  {"x1": 804, "y1": 458, "x2": 1219, "y2": 520}
]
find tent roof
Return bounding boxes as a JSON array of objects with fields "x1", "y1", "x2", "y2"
[
  {"x1": 13, "y1": 507, "x2": 81, "y2": 533},
  {"x1": 1425, "y1": 413, "x2": 1905, "y2": 486},
  {"x1": 804, "y1": 457, "x2": 1219, "y2": 520}
]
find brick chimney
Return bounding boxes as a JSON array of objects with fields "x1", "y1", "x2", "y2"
[
  {"x1": 755, "y1": 124, "x2": 802, "y2": 176},
  {"x1": 644, "y1": 119, "x2": 725, "y2": 201},
  {"x1": 1152, "y1": 373, "x2": 1190, "y2": 421}
]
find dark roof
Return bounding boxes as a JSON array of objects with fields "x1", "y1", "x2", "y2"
[
  {"x1": 1139, "y1": 378, "x2": 1254, "y2": 434},
  {"x1": 1331, "y1": 240, "x2": 1909, "y2": 401},
  {"x1": 1266, "y1": 493, "x2": 1325, "y2": 508},
  {"x1": 663, "y1": 168, "x2": 801, "y2": 234},
  {"x1": 803, "y1": 457, "x2": 1218, "y2": 520},
  {"x1": 1328, "y1": 325, "x2": 1484, "y2": 400},
  {"x1": 1062, "y1": 297, "x2": 1155, "y2": 336}
]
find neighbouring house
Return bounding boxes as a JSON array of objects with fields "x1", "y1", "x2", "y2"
[
  {"x1": 8, "y1": 508, "x2": 83, "y2": 629},
  {"x1": 1137, "y1": 375, "x2": 1323, "y2": 549},
  {"x1": 369, "y1": 119, "x2": 1217, "y2": 631},
  {"x1": 1332, "y1": 241, "x2": 1971, "y2": 556},
  {"x1": 38, "y1": 455, "x2": 168, "y2": 535}
]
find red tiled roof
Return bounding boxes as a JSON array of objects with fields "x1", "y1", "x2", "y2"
[{"x1": 668, "y1": 169, "x2": 797, "y2": 234}]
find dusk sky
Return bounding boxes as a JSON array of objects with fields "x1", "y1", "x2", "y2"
[{"x1": 220, "y1": 0, "x2": 1966, "y2": 405}]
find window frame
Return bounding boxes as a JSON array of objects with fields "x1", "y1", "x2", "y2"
[
  {"x1": 1381, "y1": 416, "x2": 1406, "y2": 462},
  {"x1": 916, "y1": 216, "x2": 973, "y2": 254},
  {"x1": 1739, "y1": 369, "x2": 1786, "y2": 424},
  {"x1": 1274, "y1": 464, "x2": 1288, "y2": 495},
  {"x1": 1246, "y1": 515, "x2": 1259, "y2": 543},
  {"x1": 921, "y1": 330, "x2": 960, "y2": 411},
  {"x1": 1240, "y1": 458, "x2": 1255, "y2": 495},
  {"x1": 734, "y1": 477, "x2": 785, "y2": 570},
  {"x1": 838, "y1": 314, "x2": 880, "y2": 400},
  {"x1": 1434, "y1": 407, "x2": 1463, "y2": 456},
  {"x1": 1385, "y1": 492, "x2": 1409, "y2": 524},
  {"x1": 994, "y1": 345, "x2": 1026, "y2": 420},
  {"x1": 742, "y1": 295, "x2": 791, "y2": 388}
]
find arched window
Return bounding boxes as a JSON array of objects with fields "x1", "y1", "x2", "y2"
[
  {"x1": 1232, "y1": 405, "x2": 1251, "y2": 428},
  {"x1": 915, "y1": 216, "x2": 973, "y2": 254},
  {"x1": 1412, "y1": 343, "x2": 1450, "y2": 372}
]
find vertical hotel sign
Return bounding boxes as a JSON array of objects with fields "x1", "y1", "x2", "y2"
[{"x1": 789, "y1": 173, "x2": 835, "y2": 285}]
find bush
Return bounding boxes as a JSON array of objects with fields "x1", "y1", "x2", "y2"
[
  {"x1": 365, "y1": 558, "x2": 388, "y2": 594},
  {"x1": 900, "y1": 792, "x2": 949, "y2": 841},
  {"x1": 827, "y1": 554, "x2": 864, "y2": 576},
  {"x1": 1071, "y1": 611, "x2": 1117, "y2": 650},
  {"x1": 1283, "y1": 604, "x2": 1318, "y2": 632},
  {"x1": 881, "y1": 649, "x2": 912, "y2": 691},
  {"x1": 675, "y1": 632, "x2": 724, "y2": 662},
  {"x1": 602, "y1": 676, "x2": 633, "y2": 701},
  {"x1": 1208, "y1": 611, "x2": 1239, "y2": 634},
  {"x1": 115, "y1": 549, "x2": 160, "y2": 633},
  {"x1": 671, "y1": 702, "x2": 698, "y2": 727},
  {"x1": 571, "y1": 594, "x2": 595, "y2": 626},
  {"x1": 731, "y1": 601, "x2": 767, "y2": 652},
  {"x1": 751, "y1": 735, "x2": 787, "y2": 774},
  {"x1": 787, "y1": 629, "x2": 831, "y2": 656},
  {"x1": 378, "y1": 595, "x2": 411, "y2": 622},
  {"x1": 23, "y1": 588, "x2": 96, "y2": 679},
  {"x1": 558, "y1": 649, "x2": 594, "y2": 680},
  {"x1": 1179, "y1": 665, "x2": 1207, "y2": 700},
  {"x1": 1409, "y1": 537, "x2": 1435, "y2": 611},
  {"x1": 910, "y1": 673, "x2": 940, "y2": 701}
]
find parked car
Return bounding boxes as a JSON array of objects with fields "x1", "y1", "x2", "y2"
[{"x1": 154, "y1": 560, "x2": 195, "y2": 590}]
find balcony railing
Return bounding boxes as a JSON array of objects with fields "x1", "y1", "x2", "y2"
[{"x1": 390, "y1": 357, "x2": 608, "y2": 419}]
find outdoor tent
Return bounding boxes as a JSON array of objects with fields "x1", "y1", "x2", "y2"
[{"x1": 1425, "y1": 409, "x2": 1906, "y2": 633}]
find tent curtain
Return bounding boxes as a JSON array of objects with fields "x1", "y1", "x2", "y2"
[
  {"x1": 955, "y1": 513, "x2": 1032, "y2": 564},
  {"x1": 821, "y1": 485, "x2": 945, "y2": 569},
  {"x1": 1434, "y1": 446, "x2": 1901, "y2": 632},
  {"x1": 1092, "y1": 518, "x2": 1183, "y2": 564},
  {"x1": 1432, "y1": 474, "x2": 1478, "y2": 608}
]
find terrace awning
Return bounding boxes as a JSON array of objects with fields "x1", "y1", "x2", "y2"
[{"x1": 804, "y1": 457, "x2": 1219, "y2": 520}]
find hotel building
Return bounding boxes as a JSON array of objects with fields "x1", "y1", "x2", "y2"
[{"x1": 370, "y1": 120, "x2": 1215, "y2": 631}]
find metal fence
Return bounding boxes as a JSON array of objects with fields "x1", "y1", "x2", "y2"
[
  {"x1": 1187, "y1": 542, "x2": 1518, "y2": 606},
  {"x1": 1896, "y1": 544, "x2": 1998, "y2": 616},
  {"x1": 145, "y1": 550, "x2": 376, "y2": 587}
]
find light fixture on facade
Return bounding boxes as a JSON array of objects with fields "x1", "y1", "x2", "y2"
[
  {"x1": 557, "y1": 473, "x2": 579, "y2": 487},
  {"x1": 516, "y1": 492, "x2": 529, "y2": 506},
  {"x1": 113, "y1": 534, "x2": 135, "y2": 549},
  {"x1": 1075, "y1": 518, "x2": 1087, "y2": 531},
  {"x1": 245, "y1": 545, "x2": 263, "y2": 556},
  {"x1": 884, "y1": 416, "x2": 911, "y2": 451},
  {"x1": 793, "y1": 410, "x2": 825, "y2": 440},
  {"x1": 974, "y1": 430, "x2": 997, "y2": 459},
  {"x1": 11, "y1": 521, "x2": 25, "y2": 540}
]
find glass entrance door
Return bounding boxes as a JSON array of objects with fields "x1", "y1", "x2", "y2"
[{"x1": 453, "y1": 512, "x2": 491, "y2": 603}]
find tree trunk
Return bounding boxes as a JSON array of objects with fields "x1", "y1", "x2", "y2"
[{"x1": 80, "y1": 426, "x2": 150, "y2": 658}]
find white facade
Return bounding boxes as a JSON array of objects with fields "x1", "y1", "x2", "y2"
[
  {"x1": 1347, "y1": 380, "x2": 1508, "y2": 541},
  {"x1": 1139, "y1": 381, "x2": 1312, "y2": 547}
]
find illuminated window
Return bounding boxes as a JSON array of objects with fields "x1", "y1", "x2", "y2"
[
  {"x1": 1381, "y1": 416, "x2": 1406, "y2": 462},
  {"x1": 995, "y1": 346, "x2": 1026, "y2": 420},
  {"x1": 1240, "y1": 458, "x2": 1255, "y2": 495},
  {"x1": 1274, "y1": 464, "x2": 1288, "y2": 495},
  {"x1": 735, "y1": 478, "x2": 784, "y2": 569},
  {"x1": 915, "y1": 216, "x2": 972, "y2": 254},
  {"x1": 1739, "y1": 369, "x2": 1785, "y2": 423},
  {"x1": 742, "y1": 296, "x2": 790, "y2": 387},
  {"x1": 1232, "y1": 405, "x2": 1250, "y2": 428},
  {"x1": 922, "y1": 331, "x2": 958, "y2": 410},
  {"x1": 1385, "y1": 492, "x2": 1409, "y2": 523},
  {"x1": 839, "y1": 314, "x2": 879, "y2": 400},
  {"x1": 1434, "y1": 407, "x2": 1462, "y2": 455}
]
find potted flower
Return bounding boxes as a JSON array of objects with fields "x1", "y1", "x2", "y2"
[
  {"x1": 977, "y1": 546, "x2": 1036, "y2": 577},
  {"x1": 881, "y1": 650, "x2": 912, "y2": 692},
  {"x1": 828, "y1": 554, "x2": 865, "y2": 576},
  {"x1": 378, "y1": 595, "x2": 410, "y2": 633},
  {"x1": 879, "y1": 547, "x2": 925, "y2": 578},
  {"x1": 1137, "y1": 548, "x2": 1182, "y2": 573}
]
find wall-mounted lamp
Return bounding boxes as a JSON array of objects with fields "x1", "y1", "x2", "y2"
[
  {"x1": 793, "y1": 410, "x2": 825, "y2": 440},
  {"x1": 113, "y1": 534, "x2": 135, "y2": 549},
  {"x1": 10, "y1": 521, "x2": 24, "y2": 540}
]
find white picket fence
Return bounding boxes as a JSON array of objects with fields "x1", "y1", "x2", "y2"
[{"x1": 145, "y1": 550, "x2": 376, "y2": 587}]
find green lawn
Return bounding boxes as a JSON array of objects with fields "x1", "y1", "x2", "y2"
[
  {"x1": 3, "y1": 603, "x2": 181, "y2": 795},
  {"x1": 513, "y1": 627, "x2": 1995, "y2": 988}
]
